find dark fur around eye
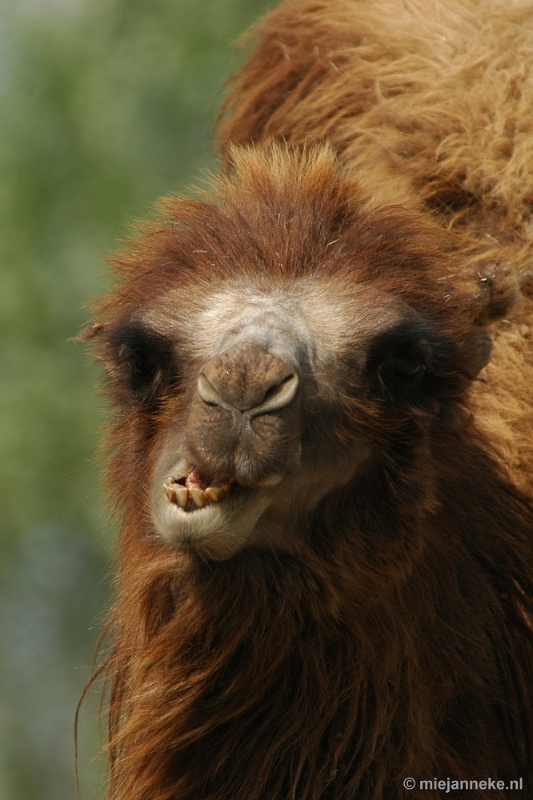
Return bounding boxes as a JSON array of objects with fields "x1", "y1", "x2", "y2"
[
  {"x1": 107, "y1": 321, "x2": 176, "y2": 404},
  {"x1": 366, "y1": 321, "x2": 439, "y2": 406}
]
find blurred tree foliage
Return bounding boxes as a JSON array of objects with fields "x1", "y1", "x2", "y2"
[{"x1": 0, "y1": 0, "x2": 271, "y2": 797}]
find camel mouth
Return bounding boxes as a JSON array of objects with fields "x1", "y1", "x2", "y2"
[
  {"x1": 155, "y1": 462, "x2": 275, "y2": 559},
  {"x1": 164, "y1": 467, "x2": 232, "y2": 512}
]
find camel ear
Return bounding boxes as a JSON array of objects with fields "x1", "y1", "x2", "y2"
[
  {"x1": 458, "y1": 263, "x2": 520, "y2": 380},
  {"x1": 469, "y1": 262, "x2": 520, "y2": 325},
  {"x1": 76, "y1": 322, "x2": 105, "y2": 341}
]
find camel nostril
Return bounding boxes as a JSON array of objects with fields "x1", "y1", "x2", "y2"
[
  {"x1": 249, "y1": 372, "x2": 299, "y2": 416},
  {"x1": 197, "y1": 373, "x2": 227, "y2": 408}
]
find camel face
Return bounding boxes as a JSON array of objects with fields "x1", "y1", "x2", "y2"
[{"x1": 91, "y1": 147, "x2": 509, "y2": 560}]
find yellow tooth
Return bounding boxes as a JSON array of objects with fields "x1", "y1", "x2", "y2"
[
  {"x1": 176, "y1": 487, "x2": 189, "y2": 508},
  {"x1": 189, "y1": 488, "x2": 206, "y2": 508},
  {"x1": 165, "y1": 484, "x2": 177, "y2": 503},
  {"x1": 204, "y1": 485, "x2": 230, "y2": 503}
]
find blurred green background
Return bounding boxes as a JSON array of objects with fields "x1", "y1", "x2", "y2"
[{"x1": 0, "y1": 0, "x2": 271, "y2": 797}]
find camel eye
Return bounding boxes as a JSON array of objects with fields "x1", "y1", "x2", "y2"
[
  {"x1": 366, "y1": 323, "x2": 433, "y2": 405},
  {"x1": 108, "y1": 322, "x2": 176, "y2": 404},
  {"x1": 377, "y1": 353, "x2": 426, "y2": 396},
  {"x1": 118, "y1": 341, "x2": 160, "y2": 390},
  {"x1": 387, "y1": 355, "x2": 425, "y2": 378}
]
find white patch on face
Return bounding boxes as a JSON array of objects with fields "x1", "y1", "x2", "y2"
[
  {"x1": 145, "y1": 276, "x2": 404, "y2": 371},
  {"x1": 184, "y1": 283, "x2": 315, "y2": 367}
]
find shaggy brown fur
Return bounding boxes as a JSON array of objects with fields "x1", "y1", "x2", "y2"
[{"x1": 84, "y1": 1, "x2": 533, "y2": 798}]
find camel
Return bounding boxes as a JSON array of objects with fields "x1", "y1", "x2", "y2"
[{"x1": 83, "y1": 1, "x2": 533, "y2": 797}]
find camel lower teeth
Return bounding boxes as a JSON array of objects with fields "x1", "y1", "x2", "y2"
[
  {"x1": 189, "y1": 488, "x2": 206, "y2": 508},
  {"x1": 176, "y1": 487, "x2": 189, "y2": 508},
  {"x1": 164, "y1": 485, "x2": 177, "y2": 503},
  {"x1": 204, "y1": 485, "x2": 230, "y2": 502},
  {"x1": 164, "y1": 480, "x2": 231, "y2": 510}
]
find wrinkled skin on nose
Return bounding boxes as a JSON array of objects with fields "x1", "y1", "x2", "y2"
[
  {"x1": 186, "y1": 342, "x2": 301, "y2": 486},
  {"x1": 198, "y1": 342, "x2": 299, "y2": 414}
]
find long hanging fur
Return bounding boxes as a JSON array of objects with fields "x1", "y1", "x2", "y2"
[{"x1": 84, "y1": 1, "x2": 533, "y2": 798}]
